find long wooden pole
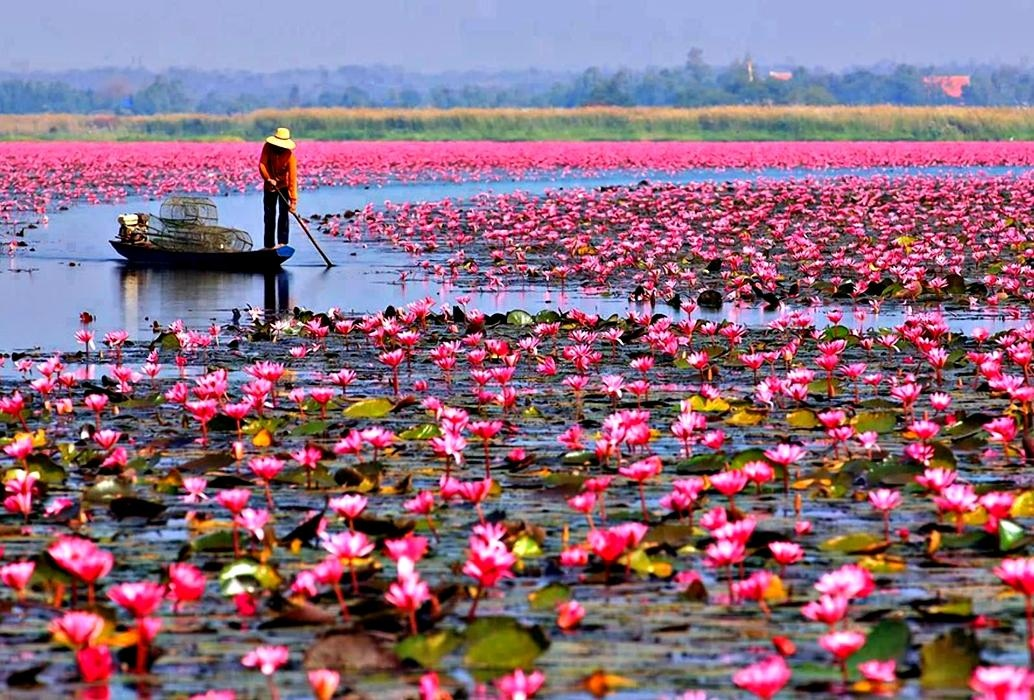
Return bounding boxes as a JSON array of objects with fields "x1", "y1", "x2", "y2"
[{"x1": 276, "y1": 190, "x2": 334, "y2": 268}]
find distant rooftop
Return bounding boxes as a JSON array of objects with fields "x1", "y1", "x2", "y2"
[{"x1": 923, "y1": 75, "x2": 970, "y2": 99}]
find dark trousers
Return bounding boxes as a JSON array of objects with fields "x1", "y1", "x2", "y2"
[{"x1": 263, "y1": 188, "x2": 291, "y2": 248}]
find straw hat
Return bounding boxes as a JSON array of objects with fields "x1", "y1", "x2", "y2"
[{"x1": 266, "y1": 127, "x2": 296, "y2": 150}]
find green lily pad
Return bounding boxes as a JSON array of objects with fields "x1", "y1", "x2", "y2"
[
  {"x1": 399, "y1": 423, "x2": 441, "y2": 440},
  {"x1": 675, "y1": 452, "x2": 726, "y2": 474},
  {"x1": 687, "y1": 395, "x2": 730, "y2": 413},
  {"x1": 853, "y1": 411, "x2": 898, "y2": 434},
  {"x1": 786, "y1": 409, "x2": 821, "y2": 429},
  {"x1": 999, "y1": 519, "x2": 1028, "y2": 552},
  {"x1": 463, "y1": 617, "x2": 549, "y2": 674},
  {"x1": 25, "y1": 452, "x2": 66, "y2": 484},
  {"x1": 725, "y1": 409, "x2": 767, "y2": 426},
  {"x1": 528, "y1": 583, "x2": 571, "y2": 611},
  {"x1": 729, "y1": 448, "x2": 768, "y2": 471},
  {"x1": 848, "y1": 618, "x2": 910, "y2": 679},
  {"x1": 395, "y1": 630, "x2": 463, "y2": 668},
  {"x1": 344, "y1": 398, "x2": 395, "y2": 419},
  {"x1": 818, "y1": 531, "x2": 887, "y2": 554},
  {"x1": 512, "y1": 535, "x2": 543, "y2": 559},
  {"x1": 920, "y1": 628, "x2": 980, "y2": 689},
  {"x1": 562, "y1": 450, "x2": 598, "y2": 466},
  {"x1": 291, "y1": 420, "x2": 329, "y2": 436},
  {"x1": 506, "y1": 310, "x2": 534, "y2": 326},
  {"x1": 219, "y1": 558, "x2": 282, "y2": 595}
]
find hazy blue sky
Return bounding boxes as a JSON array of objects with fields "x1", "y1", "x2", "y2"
[{"x1": 5, "y1": 0, "x2": 1032, "y2": 72}]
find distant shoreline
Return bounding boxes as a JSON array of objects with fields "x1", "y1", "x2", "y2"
[{"x1": 1, "y1": 106, "x2": 1032, "y2": 141}]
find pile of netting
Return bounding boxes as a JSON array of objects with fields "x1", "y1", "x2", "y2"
[{"x1": 117, "y1": 196, "x2": 252, "y2": 252}]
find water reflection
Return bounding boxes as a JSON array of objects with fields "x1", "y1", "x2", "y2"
[
  {"x1": 117, "y1": 265, "x2": 282, "y2": 334},
  {"x1": 263, "y1": 271, "x2": 291, "y2": 313},
  {"x1": 5, "y1": 167, "x2": 1034, "y2": 351}
]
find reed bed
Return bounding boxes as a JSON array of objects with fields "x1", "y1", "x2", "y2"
[{"x1": 1, "y1": 105, "x2": 1033, "y2": 141}]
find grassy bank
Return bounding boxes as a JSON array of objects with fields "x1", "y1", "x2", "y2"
[{"x1": 2, "y1": 106, "x2": 1034, "y2": 141}]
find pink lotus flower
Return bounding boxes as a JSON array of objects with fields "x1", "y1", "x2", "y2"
[
  {"x1": 167, "y1": 562, "x2": 206, "y2": 611},
  {"x1": 50, "y1": 610, "x2": 105, "y2": 648},
  {"x1": 308, "y1": 669, "x2": 341, "y2": 700},
  {"x1": 0, "y1": 560, "x2": 34, "y2": 598},
  {"x1": 820, "y1": 629, "x2": 867, "y2": 681},
  {"x1": 108, "y1": 581, "x2": 165, "y2": 618},
  {"x1": 970, "y1": 665, "x2": 1034, "y2": 700},
  {"x1": 732, "y1": 655, "x2": 792, "y2": 699},
  {"x1": 814, "y1": 564, "x2": 874, "y2": 600},
  {"x1": 556, "y1": 599, "x2": 586, "y2": 630},
  {"x1": 801, "y1": 594, "x2": 849, "y2": 626},
  {"x1": 495, "y1": 668, "x2": 545, "y2": 700},
  {"x1": 618, "y1": 455, "x2": 662, "y2": 520},
  {"x1": 385, "y1": 572, "x2": 432, "y2": 634},
  {"x1": 241, "y1": 644, "x2": 289, "y2": 676},
  {"x1": 858, "y1": 659, "x2": 897, "y2": 684},
  {"x1": 328, "y1": 493, "x2": 368, "y2": 525},
  {"x1": 76, "y1": 644, "x2": 113, "y2": 683}
]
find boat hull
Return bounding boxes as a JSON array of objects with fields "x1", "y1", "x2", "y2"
[{"x1": 111, "y1": 242, "x2": 294, "y2": 272}]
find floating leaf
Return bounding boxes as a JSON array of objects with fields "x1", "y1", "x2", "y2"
[
  {"x1": 853, "y1": 411, "x2": 898, "y2": 434},
  {"x1": 1011, "y1": 491, "x2": 1034, "y2": 517},
  {"x1": 259, "y1": 602, "x2": 337, "y2": 628},
  {"x1": 626, "y1": 549, "x2": 673, "y2": 578},
  {"x1": 306, "y1": 631, "x2": 399, "y2": 672},
  {"x1": 506, "y1": 310, "x2": 534, "y2": 326},
  {"x1": 938, "y1": 529, "x2": 992, "y2": 550},
  {"x1": 808, "y1": 378, "x2": 841, "y2": 395},
  {"x1": 82, "y1": 476, "x2": 133, "y2": 504},
  {"x1": 187, "y1": 529, "x2": 235, "y2": 554},
  {"x1": 395, "y1": 630, "x2": 463, "y2": 669},
  {"x1": 562, "y1": 450, "x2": 598, "y2": 466},
  {"x1": 920, "y1": 628, "x2": 980, "y2": 689},
  {"x1": 675, "y1": 452, "x2": 725, "y2": 474},
  {"x1": 522, "y1": 405, "x2": 543, "y2": 419},
  {"x1": 729, "y1": 448, "x2": 768, "y2": 471},
  {"x1": 344, "y1": 398, "x2": 394, "y2": 419},
  {"x1": 822, "y1": 324, "x2": 853, "y2": 340},
  {"x1": 928, "y1": 441, "x2": 957, "y2": 470},
  {"x1": 687, "y1": 395, "x2": 730, "y2": 413},
  {"x1": 399, "y1": 423, "x2": 441, "y2": 440},
  {"x1": 528, "y1": 583, "x2": 571, "y2": 611},
  {"x1": 291, "y1": 420, "x2": 329, "y2": 436},
  {"x1": 24, "y1": 452, "x2": 65, "y2": 484},
  {"x1": 848, "y1": 618, "x2": 910, "y2": 679},
  {"x1": 176, "y1": 452, "x2": 236, "y2": 473},
  {"x1": 915, "y1": 597, "x2": 974, "y2": 622},
  {"x1": 819, "y1": 532, "x2": 888, "y2": 555},
  {"x1": 512, "y1": 535, "x2": 543, "y2": 559},
  {"x1": 786, "y1": 409, "x2": 821, "y2": 429},
  {"x1": 725, "y1": 409, "x2": 767, "y2": 426},
  {"x1": 218, "y1": 558, "x2": 281, "y2": 595},
  {"x1": 109, "y1": 497, "x2": 167, "y2": 521},
  {"x1": 999, "y1": 519, "x2": 1028, "y2": 552},
  {"x1": 463, "y1": 617, "x2": 549, "y2": 673},
  {"x1": 858, "y1": 555, "x2": 907, "y2": 574},
  {"x1": 646, "y1": 524, "x2": 696, "y2": 548}
]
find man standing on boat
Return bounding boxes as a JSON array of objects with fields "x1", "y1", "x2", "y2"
[{"x1": 259, "y1": 127, "x2": 298, "y2": 249}]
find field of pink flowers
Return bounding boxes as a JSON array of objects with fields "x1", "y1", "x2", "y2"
[
  {"x1": 2, "y1": 140, "x2": 1034, "y2": 226},
  {"x1": 3, "y1": 142, "x2": 1034, "y2": 699}
]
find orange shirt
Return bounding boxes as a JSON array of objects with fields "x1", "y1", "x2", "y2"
[{"x1": 258, "y1": 143, "x2": 298, "y2": 200}]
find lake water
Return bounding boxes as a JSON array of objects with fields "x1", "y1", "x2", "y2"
[{"x1": 2, "y1": 165, "x2": 1030, "y2": 351}]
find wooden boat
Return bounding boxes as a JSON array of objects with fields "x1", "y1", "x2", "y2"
[{"x1": 111, "y1": 241, "x2": 295, "y2": 272}]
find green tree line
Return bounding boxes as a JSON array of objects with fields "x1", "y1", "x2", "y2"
[{"x1": 3, "y1": 55, "x2": 1034, "y2": 114}]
